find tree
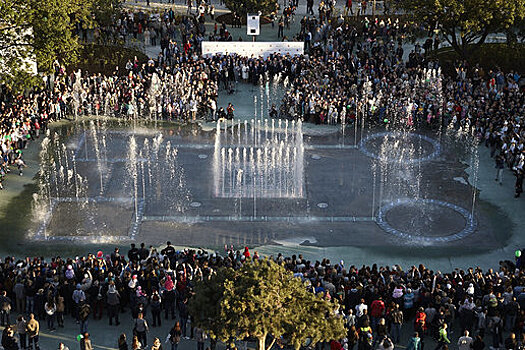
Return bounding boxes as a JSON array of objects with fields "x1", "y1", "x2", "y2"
[
  {"x1": 223, "y1": 0, "x2": 277, "y2": 17},
  {"x1": 0, "y1": 0, "x2": 38, "y2": 90},
  {"x1": 92, "y1": 0, "x2": 122, "y2": 28},
  {"x1": 0, "y1": 0, "x2": 120, "y2": 91},
  {"x1": 189, "y1": 259, "x2": 346, "y2": 350},
  {"x1": 31, "y1": 0, "x2": 93, "y2": 74},
  {"x1": 397, "y1": 0, "x2": 525, "y2": 58}
]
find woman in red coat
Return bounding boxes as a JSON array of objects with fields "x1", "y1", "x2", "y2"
[{"x1": 414, "y1": 307, "x2": 427, "y2": 335}]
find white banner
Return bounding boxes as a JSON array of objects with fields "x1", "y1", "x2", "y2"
[
  {"x1": 246, "y1": 14, "x2": 260, "y2": 36},
  {"x1": 201, "y1": 41, "x2": 304, "y2": 59}
]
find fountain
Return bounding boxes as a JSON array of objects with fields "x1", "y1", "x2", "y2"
[
  {"x1": 33, "y1": 124, "x2": 191, "y2": 240},
  {"x1": 213, "y1": 118, "x2": 305, "y2": 199},
  {"x1": 355, "y1": 68, "x2": 478, "y2": 243}
]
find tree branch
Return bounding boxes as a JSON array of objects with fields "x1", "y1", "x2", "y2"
[{"x1": 266, "y1": 337, "x2": 277, "y2": 350}]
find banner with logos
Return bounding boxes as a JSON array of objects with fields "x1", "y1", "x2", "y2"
[{"x1": 201, "y1": 41, "x2": 304, "y2": 58}]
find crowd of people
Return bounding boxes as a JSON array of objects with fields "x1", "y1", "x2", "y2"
[{"x1": 1, "y1": 243, "x2": 525, "y2": 350}]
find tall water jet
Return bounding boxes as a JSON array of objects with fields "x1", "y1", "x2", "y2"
[
  {"x1": 127, "y1": 136, "x2": 139, "y2": 220},
  {"x1": 212, "y1": 119, "x2": 305, "y2": 200}
]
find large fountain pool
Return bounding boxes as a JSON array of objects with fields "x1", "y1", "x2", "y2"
[{"x1": 25, "y1": 118, "x2": 509, "y2": 258}]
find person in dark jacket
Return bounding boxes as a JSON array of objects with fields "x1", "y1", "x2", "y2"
[
  {"x1": 118, "y1": 333, "x2": 128, "y2": 350},
  {"x1": 472, "y1": 335, "x2": 485, "y2": 350},
  {"x1": 1, "y1": 326, "x2": 19, "y2": 350}
]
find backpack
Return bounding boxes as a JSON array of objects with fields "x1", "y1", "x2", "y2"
[
  {"x1": 360, "y1": 327, "x2": 372, "y2": 344},
  {"x1": 107, "y1": 291, "x2": 119, "y2": 306},
  {"x1": 151, "y1": 295, "x2": 161, "y2": 310}
]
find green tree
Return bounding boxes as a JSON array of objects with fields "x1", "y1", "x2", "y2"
[
  {"x1": 190, "y1": 259, "x2": 346, "y2": 350},
  {"x1": 223, "y1": 0, "x2": 277, "y2": 18},
  {"x1": 92, "y1": 0, "x2": 122, "y2": 28},
  {"x1": 397, "y1": 0, "x2": 525, "y2": 58},
  {"x1": 31, "y1": 0, "x2": 93, "y2": 74},
  {"x1": 0, "y1": 0, "x2": 37, "y2": 90},
  {"x1": 0, "y1": 0, "x2": 120, "y2": 91}
]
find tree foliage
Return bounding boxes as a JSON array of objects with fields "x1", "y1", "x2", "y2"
[
  {"x1": 223, "y1": 0, "x2": 278, "y2": 17},
  {"x1": 92, "y1": 0, "x2": 123, "y2": 29},
  {"x1": 397, "y1": 0, "x2": 525, "y2": 58},
  {"x1": 0, "y1": 0, "x2": 122, "y2": 91},
  {"x1": 189, "y1": 259, "x2": 346, "y2": 350},
  {"x1": 31, "y1": 0, "x2": 93, "y2": 74}
]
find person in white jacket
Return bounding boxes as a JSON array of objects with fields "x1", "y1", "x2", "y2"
[{"x1": 45, "y1": 300, "x2": 57, "y2": 330}]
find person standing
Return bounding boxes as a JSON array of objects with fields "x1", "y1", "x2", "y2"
[
  {"x1": 356, "y1": 299, "x2": 368, "y2": 318},
  {"x1": 345, "y1": 0, "x2": 354, "y2": 15},
  {"x1": 347, "y1": 325, "x2": 359, "y2": 350},
  {"x1": 178, "y1": 298, "x2": 189, "y2": 339},
  {"x1": 189, "y1": 100, "x2": 198, "y2": 121},
  {"x1": 515, "y1": 166, "x2": 524, "y2": 198},
  {"x1": 80, "y1": 333, "x2": 93, "y2": 350},
  {"x1": 168, "y1": 322, "x2": 182, "y2": 350},
  {"x1": 150, "y1": 288, "x2": 162, "y2": 327},
  {"x1": 370, "y1": 297, "x2": 385, "y2": 331},
  {"x1": 144, "y1": 28, "x2": 151, "y2": 47},
  {"x1": 306, "y1": 0, "x2": 314, "y2": 15},
  {"x1": 58, "y1": 342, "x2": 70, "y2": 350},
  {"x1": 277, "y1": 17, "x2": 284, "y2": 38},
  {"x1": 44, "y1": 298, "x2": 57, "y2": 331},
  {"x1": 107, "y1": 282, "x2": 121, "y2": 326},
  {"x1": 304, "y1": 31, "x2": 312, "y2": 51},
  {"x1": 472, "y1": 335, "x2": 485, "y2": 350},
  {"x1": 56, "y1": 296, "x2": 65, "y2": 327},
  {"x1": 495, "y1": 155, "x2": 505, "y2": 185},
  {"x1": 79, "y1": 302, "x2": 91, "y2": 334},
  {"x1": 25, "y1": 280, "x2": 35, "y2": 315},
  {"x1": 118, "y1": 333, "x2": 128, "y2": 350},
  {"x1": 163, "y1": 276, "x2": 176, "y2": 321},
  {"x1": 1, "y1": 326, "x2": 19, "y2": 350},
  {"x1": 16, "y1": 315, "x2": 27, "y2": 350},
  {"x1": 26, "y1": 313, "x2": 40, "y2": 350},
  {"x1": 195, "y1": 327, "x2": 207, "y2": 350},
  {"x1": 390, "y1": 304, "x2": 403, "y2": 344},
  {"x1": 505, "y1": 297, "x2": 519, "y2": 332},
  {"x1": 0, "y1": 290, "x2": 11, "y2": 326},
  {"x1": 414, "y1": 307, "x2": 427, "y2": 336},
  {"x1": 226, "y1": 103, "x2": 235, "y2": 120},
  {"x1": 151, "y1": 338, "x2": 163, "y2": 350},
  {"x1": 358, "y1": 322, "x2": 373, "y2": 350},
  {"x1": 72, "y1": 284, "x2": 86, "y2": 322},
  {"x1": 134, "y1": 312, "x2": 149, "y2": 348},
  {"x1": 406, "y1": 332, "x2": 421, "y2": 350},
  {"x1": 13, "y1": 279, "x2": 25, "y2": 313},
  {"x1": 434, "y1": 323, "x2": 450, "y2": 350},
  {"x1": 458, "y1": 330, "x2": 473, "y2": 350}
]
